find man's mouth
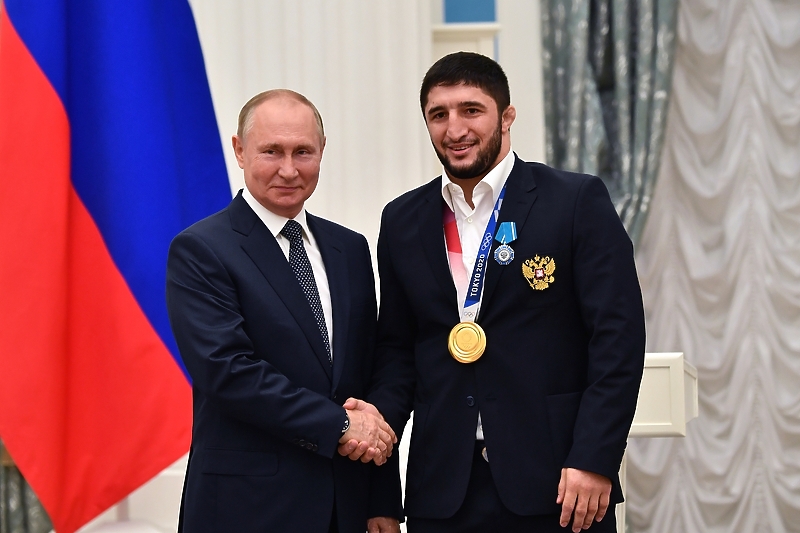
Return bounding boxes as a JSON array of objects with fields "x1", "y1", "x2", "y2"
[{"x1": 446, "y1": 142, "x2": 476, "y2": 155}]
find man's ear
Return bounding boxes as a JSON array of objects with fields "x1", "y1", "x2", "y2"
[
  {"x1": 502, "y1": 105, "x2": 517, "y2": 132},
  {"x1": 232, "y1": 135, "x2": 245, "y2": 169}
]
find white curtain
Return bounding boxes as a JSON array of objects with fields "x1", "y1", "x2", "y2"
[{"x1": 627, "y1": 0, "x2": 800, "y2": 531}]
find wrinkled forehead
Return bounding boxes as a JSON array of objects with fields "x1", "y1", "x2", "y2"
[{"x1": 246, "y1": 97, "x2": 324, "y2": 144}]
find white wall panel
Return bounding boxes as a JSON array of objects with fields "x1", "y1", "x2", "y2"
[
  {"x1": 496, "y1": 0, "x2": 546, "y2": 164},
  {"x1": 188, "y1": 0, "x2": 433, "y2": 248}
]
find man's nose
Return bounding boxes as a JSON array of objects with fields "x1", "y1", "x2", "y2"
[
  {"x1": 277, "y1": 155, "x2": 299, "y2": 178},
  {"x1": 445, "y1": 116, "x2": 468, "y2": 141}
]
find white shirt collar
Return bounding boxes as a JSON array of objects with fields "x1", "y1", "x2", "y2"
[
  {"x1": 440, "y1": 149, "x2": 516, "y2": 212},
  {"x1": 242, "y1": 186, "x2": 315, "y2": 244}
]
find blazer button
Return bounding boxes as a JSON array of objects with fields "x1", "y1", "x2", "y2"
[
  {"x1": 466, "y1": 396, "x2": 475, "y2": 407},
  {"x1": 305, "y1": 443, "x2": 315, "y2": 450}
]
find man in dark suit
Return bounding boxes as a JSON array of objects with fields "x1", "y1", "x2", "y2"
[
  {"x1": 365, "y1": 52, "x2": 646, "y2": 532},
  {"x1": 166, "y1": 89, "x2": 401, "y2": 533}
]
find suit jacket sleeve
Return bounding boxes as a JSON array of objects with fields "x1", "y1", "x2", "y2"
[
  {"x1": 564, "y1": 176, "x2": 646, "y2": 481},
  {"x1": 366, "y1": 206, "x2": 418, "y2": 439},
  {"x1": 367, "y1": 452, "x2": 404, "y2": 521},
  {"x1": 166, "y1": 229, "x2": 345, "y2": 457}
]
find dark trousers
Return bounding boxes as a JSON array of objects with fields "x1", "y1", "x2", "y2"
[
  {"x1": 407, "y1": 442, "x2": 617, "y2": 533},
  {"x1": 329, "y1": 500, "x2": 338, "y2": 533}
]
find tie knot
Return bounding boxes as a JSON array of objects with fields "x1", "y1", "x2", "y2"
[{"x1": 281, "y1": 220, "x2": 303, "y2": 243}]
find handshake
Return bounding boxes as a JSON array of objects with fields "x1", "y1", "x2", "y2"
[{"x1": 337, "y1": 398, "x2": 396, "y2": 466}]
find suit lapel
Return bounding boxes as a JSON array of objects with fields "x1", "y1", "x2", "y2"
[
  {"x1": 419, "y1": 181, "x2": 459, "y2": 309},
  {"x1": 480, "y1": 157, "x2": 538, "y2": 316},
  {"x1": 230, "y1": 194, "x2": 333, "y2": 381},
  {"x1": 307, "y1": 214, "x2": 350, "y2": 391}
]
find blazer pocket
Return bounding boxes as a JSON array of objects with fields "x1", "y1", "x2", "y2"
[
  {"x1": 201, "y1": 448, "x2": 278, "y2": 477},
  {"x1": 545, "y1": 391, "x2": 582, "y2": 466}
]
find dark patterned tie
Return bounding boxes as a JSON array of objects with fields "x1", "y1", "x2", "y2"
[{"x1": 280, "y1": 220, "x2": 331, "y2": 362}]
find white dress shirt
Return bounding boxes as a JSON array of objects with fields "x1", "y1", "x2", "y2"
[
  {"x1": 441, "y1": 149, "x2": 515, "y2": 439},
  {"x1": 242, "y1": 187, "x2": 334, "y2": 360},
  {"x1": 441, "y1": 149, "x2": 515, "y2": 315}
]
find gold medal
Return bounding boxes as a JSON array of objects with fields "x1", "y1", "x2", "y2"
[{"x1": 448, "y1": 322, "x2": 486, "y2": 363}]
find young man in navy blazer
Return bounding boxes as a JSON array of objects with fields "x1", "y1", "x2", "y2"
[
  {"x1": 364, "y1": 52, "x2": 646, "y2": 532},
  {"x1": 167, "y1": 90, "x2": 401, "y2": 533}
]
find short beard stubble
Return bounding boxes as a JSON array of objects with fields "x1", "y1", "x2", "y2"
[{"x1": 433, "y1": 118, "x2": 503, "y2": 180}]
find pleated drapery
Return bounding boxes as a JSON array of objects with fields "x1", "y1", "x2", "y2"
[
  {"x1": 627, "y1": 0, "x2": 800, "y2": 531},
  {"x1": 0, "y1": 443, "x2": 52, "y2": 533},
  {"x1": 540, "y1": 0, "x2": 679, "y2": 245}
]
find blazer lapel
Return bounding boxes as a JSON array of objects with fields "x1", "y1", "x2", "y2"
[
  {"x1": 307, "y1": 214, "x2": 350, "y2": 391},
  {"x1": 479, "y1": 157, "x2": 538, "y2": 316},
  {"x1": 419, "y1": 181, "x2": 459, "y2": 309},
  {"x1": 230, "y1": 194, "x2": 333, "y2": 381}
]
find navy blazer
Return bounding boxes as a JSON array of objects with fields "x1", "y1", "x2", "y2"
[
  {"x1": 370, "y1": 157, "x2": 645, "y2": 519},
  {"x1": 166, "y1": 192, "x2": 401, "y2": 532}
]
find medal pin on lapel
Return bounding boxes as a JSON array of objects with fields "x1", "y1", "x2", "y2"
[{"x1": 493, "y1": 222, "x2": 517, "y2": 265}]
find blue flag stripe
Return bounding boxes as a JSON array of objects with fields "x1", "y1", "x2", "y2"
[{"x1": 6, "y1": 0, "x2": 232, "y2": 378}]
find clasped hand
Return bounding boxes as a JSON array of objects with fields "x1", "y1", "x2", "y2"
[{"x1": 337, "y1": 398, "x2": 396, "y2": 466}]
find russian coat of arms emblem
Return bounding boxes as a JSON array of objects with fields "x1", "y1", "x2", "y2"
[{"x1": 522, "y1": 255, "x2": 555, "y2": 291}]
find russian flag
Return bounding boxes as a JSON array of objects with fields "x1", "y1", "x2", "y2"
[{"x1": 0, "y1": 1, "x2": 230, "y2": 531}]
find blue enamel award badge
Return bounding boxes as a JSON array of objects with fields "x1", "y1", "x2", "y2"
[{"x1": 493, "y1": 222, "x2": 517, "y2": 265}]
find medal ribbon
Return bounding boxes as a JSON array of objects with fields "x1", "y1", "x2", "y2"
[
  {"x1": 495, "y1": 222, "x2": 517, "y2": 245},
  {"x1": 443, "y1": 207, "x2": 468, "y2": 292},
  {"x1": 442, "y1": 183, "x2": 507, "y2": 322}
]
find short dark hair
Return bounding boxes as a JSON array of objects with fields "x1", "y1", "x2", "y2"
[{"x1": 420, "y1": 52, "x2": 511, "y2": 116}]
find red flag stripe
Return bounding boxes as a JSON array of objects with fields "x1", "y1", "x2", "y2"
[{"x1": 0, "y1": 9, "x2": 191, "y2": 533}]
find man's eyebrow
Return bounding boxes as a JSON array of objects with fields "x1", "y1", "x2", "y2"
[
  {"x1": 294, "y1": 143, "x2": 318, "y2": 151},
  {"x1": 256, "y1": 142, "x2": 283, "y2": 150},
  {"x1": 255, "y1": 141, "x2": 318, "y2": 152},
  {"x1": 426, "y1": 101, "x2": 488, "y2": 115},
  {"x1": 458, "y1": 100, "x2": 487, "y2": 109}
]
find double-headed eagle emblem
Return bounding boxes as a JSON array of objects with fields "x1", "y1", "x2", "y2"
[{"x1": 522, "y1": 255, "x2": 555, "y2": 290}]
